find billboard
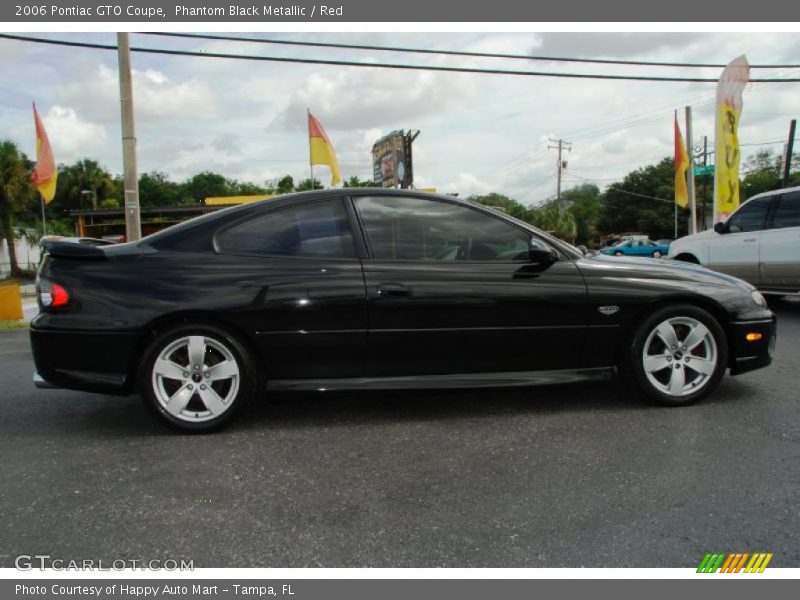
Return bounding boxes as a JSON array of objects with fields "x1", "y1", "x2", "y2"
[{"x1": 372, "y1": 131, "x2": 407, "y2": 188}]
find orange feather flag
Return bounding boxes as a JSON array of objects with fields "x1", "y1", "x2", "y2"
[{"x1": 31, "y1": 103, "x2": 57, "y2": 203}]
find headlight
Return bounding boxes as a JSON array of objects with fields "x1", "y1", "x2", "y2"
[{"x1": 750, "y1": 290, "x2": 767, "y2": 307}]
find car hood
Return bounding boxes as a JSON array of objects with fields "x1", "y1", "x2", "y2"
[{"x1": 576, "y1": 252, "x2": 754, "y2": 291}]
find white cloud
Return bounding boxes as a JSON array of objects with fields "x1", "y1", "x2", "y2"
[
  {"x1": 42, "y1": 106, "x2": 107, "y2": 159},
  {"x1": 57, "y1": 64, "x2": 219, "y2": 121}
]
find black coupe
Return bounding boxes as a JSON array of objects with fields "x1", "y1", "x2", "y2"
[{"x1": 31, "y1": 190, "x2": 776, "y2": 431}]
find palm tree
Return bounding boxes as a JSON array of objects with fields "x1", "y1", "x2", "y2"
[
  {"x1": 0, "y1": 141, "x2": 34, "y2": 278},
  {"x1": 56, "y1": 159, "x2": 114, "y2": 210}
]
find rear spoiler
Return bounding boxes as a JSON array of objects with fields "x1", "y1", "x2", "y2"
[{"x1": 41, "y1": 239, "x2": 109, "y2": 260}]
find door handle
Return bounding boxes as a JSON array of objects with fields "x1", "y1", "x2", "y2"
[
  {"x1": 743, "y1": 238, "x2": 757, "y2": 243},
  {"x1": 375, "y1": 283, "x2": 413, "y2": 297}
]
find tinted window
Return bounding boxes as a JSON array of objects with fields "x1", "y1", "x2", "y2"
[
  {"x1": 771, "y1": 192, "x2": 800, "y2": 229},
  {"x1": 727, "y1": 197, "x2": 771, "y2": 233},
  {"x1": 218, "y1": 200, "x2": 355, "y2": 258},
  {"x1": 354, "y1": 196, "x2": 532, "y2": 261}
]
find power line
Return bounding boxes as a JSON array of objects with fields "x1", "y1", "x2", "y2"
[
  {"x1": 141, "y1": 32, "x2": 800, "y2": 70},
  {"x1": 2, "y1": 33, "x2": 800, "y2": 84}
]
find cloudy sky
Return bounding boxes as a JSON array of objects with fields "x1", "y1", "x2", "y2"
[{"x1": 1, "y1": 31, "x2": 799, "y2": 204}]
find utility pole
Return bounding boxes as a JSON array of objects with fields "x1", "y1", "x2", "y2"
[
  {"x1": 548, "y1": 138, "x2": 571, "y2": 201},
  {"x1": 117, "y1": 33, "x2": 141, "y2": 242},
  {"x1": 701, "y1": 136, "x2": 708, "y2": 231},
  {"x1": 685, "y1": 107, "x2": 697, "y2": 234},
  {"x1": 782, "y1": 119, "x2": 796, "y2": 188}
]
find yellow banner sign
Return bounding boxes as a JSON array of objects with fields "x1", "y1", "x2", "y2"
[{"x1": 713, "y1": 55, "x2": 750, "y2": 223}]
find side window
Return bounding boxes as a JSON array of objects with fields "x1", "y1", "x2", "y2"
[
  {"x1": 771, "y1": 192, "x2": 800, "y2": 229},
  {"x1": 353, "y1": 196, "x2": 532, "y2": 261},
  {"x1": 727, "y1": 197, "x2": 771, "y2": 233},
  {"x1": 217, "y1": 199, "x2": 356, "y2": 258}
]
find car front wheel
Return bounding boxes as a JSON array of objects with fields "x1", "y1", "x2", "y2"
[
  {"x1": 621, "y1": 305, "x2": 728, "y2": 406},
  {"x1": 140, "y1": 323, "x2": 256, "y2": 432}
]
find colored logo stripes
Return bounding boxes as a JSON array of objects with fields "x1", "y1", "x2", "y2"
[{"x1": 697, "y1": 552, "x2": 773, "y2": 573}]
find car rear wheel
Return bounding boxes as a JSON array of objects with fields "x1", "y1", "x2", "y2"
[
  {"x1": 620, "y1": 304, "x2": 728, "y2": 406},
  {"x1": 140, "y1": 323, "x2": 256, "y2": 432}
]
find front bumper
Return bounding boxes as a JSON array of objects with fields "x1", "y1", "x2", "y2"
[{"x1": 729, "y1": 316, "x2": 777, "y2": 375}]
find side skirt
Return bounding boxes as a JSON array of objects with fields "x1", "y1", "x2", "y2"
[{"x1": 268, "y1": 367, "x2": 614, "y2": 392}]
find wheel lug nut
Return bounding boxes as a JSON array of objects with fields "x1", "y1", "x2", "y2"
[
  {"x1": 674, "y1": 364, "x2": 681, "y2": 369},
  {"x1": 200, "y1": 384, "x2": 206, "y2": 390},
  {"x1": 187, "y1": 384, "x2": 194, "y2": 390},
  {"x1": 204, "y1": 372, "x2": 210, "y2": 378},
  {"x1": 666, "y1": 356, "x2": 672, "y2": 361},
  {"x1": 684, "y1": 357, "x2": 690, "y2": 363},
  {"x1": 193, "y1": 364, "x2": 200, "y2": 370},
  {"x1": 183, "y1": 372, "x2": 189, "y2": 378}
]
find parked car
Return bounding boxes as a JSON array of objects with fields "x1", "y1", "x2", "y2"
[
  {"x1": 669, "y1": 186, "x2": 800, "y2": 295},
  {"x1": 600, "y1": 238, "x2": 670, "y2": 258},
  {"x1": 31, "y1": 190, "x2": 776, "y2": 431}
]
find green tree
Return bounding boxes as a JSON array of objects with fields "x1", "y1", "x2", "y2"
[
  {"x1": 138, "y1": 171, "x2": 181, "y2": 207},
  {"x1": 468, "y1": 193, "x2": 531, "y2": 221},
  {"x1": 275, "y1": 175, "x2": 294, "y2": 194},
  {"x1": 54, "y1": 159, "x2": 115, "y2": 211},
  {"x1": 296, "y1": 177, "x2": 322, "y2": 191},
  {"x1": 560, "y1": 184, "x2": 603, "y2": 245},
  {"x1": 181, "y1": 171, "x2": 230, "y2": 204},
  {"x1": 529, "y1": 200, "x2": 578, "y2": 243},
  {"x1": 0, "y1": 141, "x2": 34, "y2": 277},
  {"x1": 344, "y1": 175, "x2": 376, "y2": 188},
  {"x1": 600, "y1": 157, "x2": 687, "y2": 239},
  {"x1": 740, "y1": 149, "x2": 783, "y2": 200}
]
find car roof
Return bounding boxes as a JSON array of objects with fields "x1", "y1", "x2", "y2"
[{"x1": 745, "y1": 184, "x2": 800, "y2": 204}]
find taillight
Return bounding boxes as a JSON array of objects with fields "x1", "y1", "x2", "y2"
[{"x1": 38, "y1": 279, "x2": 71, "y2": 308}]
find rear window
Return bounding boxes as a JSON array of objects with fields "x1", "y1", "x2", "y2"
[
  {"x1": 771, "y1": 192, "x2": 800, "y2": 229},
  {"x1": 217, "y1": 199, "x2": 356, "y2": 258}
]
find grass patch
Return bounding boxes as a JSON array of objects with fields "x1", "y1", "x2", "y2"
[{"x1": 0, "y1": 320, "x2": 29, "y2": 331}]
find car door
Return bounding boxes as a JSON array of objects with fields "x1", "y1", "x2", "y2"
[
  {"x1": 760, "y1": 190, "x2": 800, "y2": 290},
  {"x1": 707, "y1": 196, "x2": 772, "y2": 284},
  {"x1": 351, "y1": 194, "x2": 589, "y2": 377},
  {"x1": 214, "y1": 196, "x2": 368, "y2": 379}
]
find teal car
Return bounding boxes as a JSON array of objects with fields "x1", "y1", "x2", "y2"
[{"x1": 601, "y1": 238, "x2": 670, "y2": 258}]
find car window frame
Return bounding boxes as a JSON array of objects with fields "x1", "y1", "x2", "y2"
[
  {"x1": 726, "y1": 195, "x2": 775, "y2": 233},
  {"x1": 766, "y1": 191, "x2": 800, "y2": 230},
  {"x1": 213, "y1": 195, "x2": 362, "y2": 262},
  {"x1": 347, "y1": 193, "x2": 561, "y2": 264}
]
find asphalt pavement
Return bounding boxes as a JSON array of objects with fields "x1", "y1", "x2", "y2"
[{"x1": 1, "y1": 300, "x2": 798, "y2": 568}]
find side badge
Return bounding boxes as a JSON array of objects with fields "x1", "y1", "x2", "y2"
[{"x1": 598, "y1": 305, "x2": 620, "y2": 316}]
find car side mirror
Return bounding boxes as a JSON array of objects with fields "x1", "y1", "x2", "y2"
[
  {"x1": 529, "y1": 239, "x2": 559, "y2": 266},
  {"x1": 713, "y1": 221, "x2": 727, "y2": 234}
]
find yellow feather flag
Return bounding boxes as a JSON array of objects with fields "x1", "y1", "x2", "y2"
[
  {"x1": 31, "y1": 103, "x2": 58, "y2": 204},
  {"x1": 307, "y1": 111, "x2": 341, "y2": 187},
  {"x1": 674, "y1": 113, "x2": 689, "y2": 209}
]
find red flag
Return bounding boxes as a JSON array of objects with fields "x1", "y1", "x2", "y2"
[{"x1": 31, "y1": 103, "x2": 57, "y2": 203}]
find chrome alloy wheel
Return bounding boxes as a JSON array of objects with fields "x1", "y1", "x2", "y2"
[
  {"x1": 641, "y1": 316, "x2": 718, "y2": 397},
  {"x1": 151, "y1": 335, "x2": 240, "y2": 423}
]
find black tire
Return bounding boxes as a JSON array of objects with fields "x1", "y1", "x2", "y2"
[
  {"x1": 139, "y1": 322, "x2": 257, "y2": 432},
  {"x1": 619, "y1": 304, "x2": 728, "y2": 407}
]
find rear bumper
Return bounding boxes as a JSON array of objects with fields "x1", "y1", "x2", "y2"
[
  {"x1": 30, "y1": 326, "x2": 137, "y2": 395},
  {"x1": 729, "y1": 317, "x2": 777, "y2": 376}
]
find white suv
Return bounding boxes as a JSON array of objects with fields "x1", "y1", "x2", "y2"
[{"x1": 668, "y1": 186, "x2": 800, "y2": 295}]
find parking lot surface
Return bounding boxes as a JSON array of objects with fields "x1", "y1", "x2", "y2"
[{"x1": 1, "y1": 300, "x2": 798, "y2": 568}]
